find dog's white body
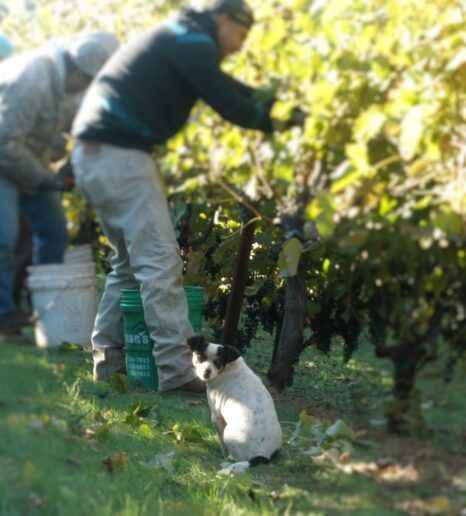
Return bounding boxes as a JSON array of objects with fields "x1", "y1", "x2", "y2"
[
  {"x1": 207, "y1": 356, "x2": 282, "y2": 462},
  {"x1": 189, "y1": 339, "x2": 282, "y2": 468}
]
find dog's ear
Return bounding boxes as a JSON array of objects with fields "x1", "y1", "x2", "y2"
[
  {"x1": 223, "y1": 345, "x2": 240, "y2": 364},
  {"x1": 187, "y1": 335, "x2": 206, "y2": 352}
]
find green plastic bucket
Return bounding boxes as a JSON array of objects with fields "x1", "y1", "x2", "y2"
[
  {"x1": 184, "y1": 286, "x2": 205, "y2": 334},
  {"x1": 120, "y1": 287, "x2": 205, "y2": 389},
  {"x1": 120, "y1": 289, "x2": 157, "y2": 389}
]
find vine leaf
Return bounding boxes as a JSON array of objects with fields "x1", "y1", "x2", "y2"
[
  {"x1": 278, "y1": 238, "x2": 303, "y2": 278},
  {"x1": 400, "y1": 106, "x2": 424, "y2": 160}
]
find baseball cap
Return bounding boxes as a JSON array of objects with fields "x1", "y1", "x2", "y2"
[
  {"x1": 86, "y1": 31, "x2": 119, "y2": 55},
  {"x1": 209, "y1": 0, "x2": 254, "y2": 28},
  {"x1": 67, "y1": 32, "x2": 118, "y2": 77}
]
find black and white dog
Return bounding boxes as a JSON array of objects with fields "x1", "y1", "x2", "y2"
[{"x1": 187, "y1": 335, "x2": 282, "y2": 472}]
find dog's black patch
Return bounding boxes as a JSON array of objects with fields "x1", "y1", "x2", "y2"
[
  {"x1": 217, "y1": 345, "x2": 241, "y2": 367},
  {"x1": 187, "y1": 335, "x2": 207, "y2": 353},
  {"x1": 248, "y1": 456, "x2": 270, "y2": 467}
]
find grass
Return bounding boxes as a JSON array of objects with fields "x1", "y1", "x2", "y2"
[{"x1": 0, "y1": 336, "x2": 465, "y2": 515}]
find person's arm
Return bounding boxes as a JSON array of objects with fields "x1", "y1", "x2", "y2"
[
  {"x1": 0, "y1": 59, "x2": 57, "y2": 191},
  {"x1": 174, "y1": 34, "x2": 274, "y2": 132},
  {"x1": 226, "y1": 76, "x2": 256, "y2": 98}
]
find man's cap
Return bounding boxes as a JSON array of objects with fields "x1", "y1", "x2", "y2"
[
  {"x1": 209, "y1": 0, "x2": 254, "y2": 28},
  {"x1": 86, "y1": 31, "x2": 120, "y2": 55},
  {"x1": 67, "y1": 32, "x2": 118, "y2": 77},
  {"x1": 0, "y1": 32, "x2": 13, "y2": 59}
]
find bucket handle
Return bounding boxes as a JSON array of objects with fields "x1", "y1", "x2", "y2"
[{"x1": 29, "y1": 278, "x2": 91, "y2": 324}]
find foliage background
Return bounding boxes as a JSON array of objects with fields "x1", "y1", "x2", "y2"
[{"x1": 1, "y1": 0, "x2": 465, "y2": 432}]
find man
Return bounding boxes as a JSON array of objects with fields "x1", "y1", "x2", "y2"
[
  {"x1": 71, "y1": 0, "x2": 304, "y2": 393},
  {"x1": 0, "y1": 32, "x2": 118, "y2": 342}
]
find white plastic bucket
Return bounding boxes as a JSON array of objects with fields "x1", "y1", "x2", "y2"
[
  {"x1": 27, "y1": 263, "x2": 99, "y2": 348},
  {"x1": 64, "y1": 244, "x2": 93, "y2": 264}
]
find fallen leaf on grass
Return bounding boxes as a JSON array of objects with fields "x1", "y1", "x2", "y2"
[
  {"x1": 302, "y1": 446, "x2": 322, "y2": 457},
  {"x1": 289, "y1": 410, "x2": 324, "y2": 446},
  {"x1": 140, "y1": 451, "x2": 175, "y2": 472},
  {"x1": 337, "y1": 460, "x2": 419, "y2": 482},
  {"x1": 376, "y1": 457, "x2": 396, "y2": 468},
  {"x1": 22, "y1": 461, "x2": 38, "y2": 484},
  {"x1": 452, "y1": 473, "x2": 466, "y2": 492},
  {"x1": 29, "y1": 494, "x2": 48, "y2": 508},
  {"x1": 164, "y1": 502, "x2": 189, "y2": 512},
  {"x1": 102, "y1": 452, "x2": 127, "y2": 473},
  {"x1": 325, "y1": 420, "x2": 354, "y2": 442},
  {"x1": 168, "y1": 423, "x2": 203, "y2": 444},
  {"x1": 58, "y1": 342, "x2": 81, "y2": 352},
  {"x1": 397, "y1": 496, "x2": 453, "y2": 515}
]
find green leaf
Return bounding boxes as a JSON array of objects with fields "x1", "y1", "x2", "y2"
[
  {"x1": 431, "y1": 209, "x2": 463, "y2": 235},
  {"x1": 345, "y1": 143, "x2": 370, "y2": 174},
  {"x1": 400, "y1": 106, "x2": 425, "y2": 160},
  {"x1": 289, "y1": 410, "x2": 324, "y2": 446},
  {"x1": 379, "y1": 195, "x2": 398, "y2": 216},
  {"x1": 324, "y1": 420, "x2": 355, "y2": 442},
  {"x1": 278, "y1": 238, "x2": 303, "y2": 278},
  {"x1": 331, "y1": 169, "x2": 362, "y2": 194},
  {"x1": 354, "y1": 107, "x2": 386, "y2": 142},
  {"x1": 305, "y1": 194, "x2": 336, "y2": 237},
  {"x1": 170, "y1": 423, "x2": 203, "y2": 444},
  {"x1": 273, "y1": 160, "x2": 295, "y2": 184},
  {"x1": 58, "y1": 342, "x2": 81, "y2": 352}
]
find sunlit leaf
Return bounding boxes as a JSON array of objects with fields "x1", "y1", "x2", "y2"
[
  {"x1": 400, "y1": 106, "x2": 425, "y2": 160},
  {"x1": 278, "y1": 238, "x2": 303, "y2": 278},
  {"x1": 354, "y1": 107, "x2": 386, "y2": 142},
  {"x1": 305, "y1": 194, "x2": 336, "y2": 237}
]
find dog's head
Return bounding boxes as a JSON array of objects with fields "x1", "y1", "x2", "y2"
[{"x1": 187, "y1": 335, "x2": 240, "y2": 382}]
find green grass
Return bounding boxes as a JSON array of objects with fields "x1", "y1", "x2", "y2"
[{"x1": 0, "y1": 338, "x2": 465, "y2": 515}]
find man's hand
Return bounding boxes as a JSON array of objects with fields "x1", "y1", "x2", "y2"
[
  {"x1": 284, "y1": 107, "x2": 307, "y2": 129},
  {"x1": 272, "y1": 107, "x2": 307, "y2": 132},
  {"x1": 40, "y1": 161, "x2": 75, "y2": 192}
]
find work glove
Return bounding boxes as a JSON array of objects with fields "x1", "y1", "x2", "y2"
[
  {"x1": 40, "y1": 161, "x2": 75, "y2": 192},
  {"x1": 273, "y1": 107, "x2": 307, "y2": 132}
]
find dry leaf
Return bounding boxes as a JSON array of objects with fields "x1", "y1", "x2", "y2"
[{"x1": 84, "y1": 428, "x2": 96, "y2": 438}]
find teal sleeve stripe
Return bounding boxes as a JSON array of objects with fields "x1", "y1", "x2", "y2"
[
  {"x1": 100, "y1": 97, "x2": 155, "y2": 140},
  {"x1": 177, "y1": 33, "x2": 215, "y2": 46}
]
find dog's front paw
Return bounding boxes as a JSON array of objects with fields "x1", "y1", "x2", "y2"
[{"x1": 218, "y1": 461, "x2": 250, "y2": 475}]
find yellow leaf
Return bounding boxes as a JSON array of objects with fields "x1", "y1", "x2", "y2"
[
  {"x1": 22, "y1": 461, "x2": 38, "y2": 484},
  {"x1": 428, "y1": 496, "x2": 451, "y2": 512}
]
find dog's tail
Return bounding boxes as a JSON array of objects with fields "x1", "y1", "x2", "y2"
[{"x1": 248, "y1": 456, "x2": 270, "y2": 467}]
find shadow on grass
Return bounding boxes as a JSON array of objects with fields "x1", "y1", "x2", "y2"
[{"x1": 0, "y1": 341, "x2": 465, "y2": 515}]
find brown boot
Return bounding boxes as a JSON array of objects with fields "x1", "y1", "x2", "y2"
[{"x1": 0, "y1": 324, "x2": 31, "y2": 345}]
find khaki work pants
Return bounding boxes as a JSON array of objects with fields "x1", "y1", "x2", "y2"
[{"x1": 71, "y1": 142, "x2": 196, "y2": 391}]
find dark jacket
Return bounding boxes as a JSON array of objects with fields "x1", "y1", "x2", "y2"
[{"x1": 72, "y1": 9, "x2": 274, "y2": 152}]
